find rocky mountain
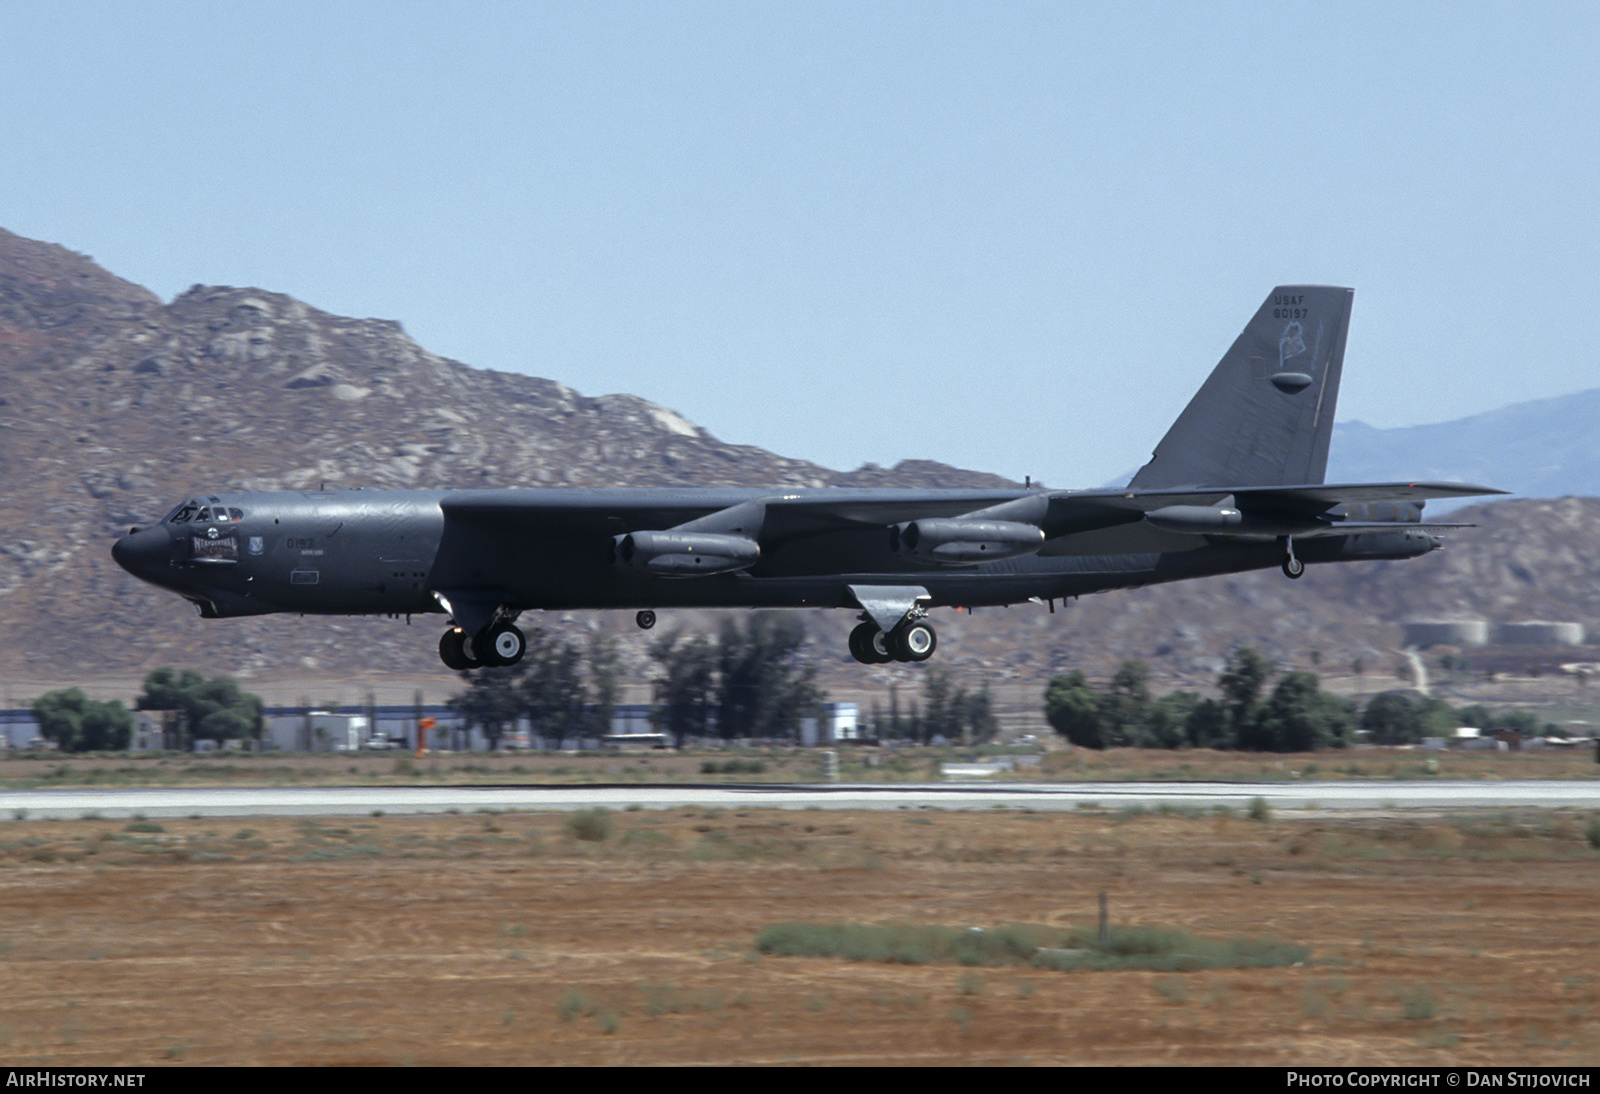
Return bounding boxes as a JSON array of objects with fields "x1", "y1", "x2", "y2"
[
  {"x1": 1328, "y1": 389, "x2": 1600, "y2": 504},
  {"x1": 0, "y1": 228, "x2": 1015, "y2": 686},
  {"x1": 1, "y1": 226, "x2": 1594, "y2": 701}
]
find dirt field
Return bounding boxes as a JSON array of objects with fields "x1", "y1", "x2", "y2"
[{"x1": 2, "y1": 804, "x2": 1598, "y2": 1066}]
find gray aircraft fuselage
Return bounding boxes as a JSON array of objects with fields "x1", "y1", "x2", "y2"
[
  {"x1": 112, "y1": 484, "x2": 1440, "y2": 619},
  {"x1": 110, "y1": 286, "x2": 1502, "y2": 669}
]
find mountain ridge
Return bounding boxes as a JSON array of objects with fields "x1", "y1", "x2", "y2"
[{"x1": 1329, "y1": 387, "x2": 1600, "y2": 501}]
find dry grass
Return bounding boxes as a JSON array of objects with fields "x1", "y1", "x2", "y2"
[
  {"x1": 1, "y1": 741, "x2": 1597, "y2": 790},
  {"x1": 0, "y1": 805, "x2": 1597, "y2": 1064}
]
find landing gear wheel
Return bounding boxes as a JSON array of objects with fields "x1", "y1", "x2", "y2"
[
  {"x1": 1280, "y1": 536, "x2": 1304, "y2": 579},
  {"x1": 636, "y1": 609, "x2": 657, "y2": 630},
  {"x1": 439, "y1": 628, "x2": 478, "y2": 671},
  {"x1": 849, "y1": 622, "x2": 893, "y2": 664},
  {"x1": 483, "y1": 623, "x2": 526, "y2": 666},
  {"x1": 891, "y1": 621, "x2": 937, "y2": 662}
]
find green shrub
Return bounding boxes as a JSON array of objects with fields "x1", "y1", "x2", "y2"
[
  {"x1": 754, "y1": 921, "x2": 1309, "y2": 972},
  {"x1": 566, "y1": 808, "x2": 613, "y2": 842},
  {"x1": 700, "y1": 758, "x2": 767, "y2": 775}
]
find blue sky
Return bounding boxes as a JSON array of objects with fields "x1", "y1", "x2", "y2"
[{"x1": 5, "y1": 2, "x2": 1597, "y2": 488}]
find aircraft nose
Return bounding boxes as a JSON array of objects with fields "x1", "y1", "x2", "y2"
[{"x1": 112, "y1": 525, "x2": 171, "y2": 581}]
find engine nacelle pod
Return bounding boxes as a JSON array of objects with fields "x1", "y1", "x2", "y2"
[
  {"x1": 614, "y1": 531, "x2": 760, "y2": 577},
  {"x1": 892, "y1": 518, "x2": 1045, "y2": 566},
  {"x1": 1143, "y1": 505, "x2": 1244, "y2": 534}
]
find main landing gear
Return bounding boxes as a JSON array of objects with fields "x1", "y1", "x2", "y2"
[
  {"x1": 848, "y1": 619, "x2": 937, "y2": 664},
  {"x1": 438, "y1": 622, "x2": 527, "y2": 670}
]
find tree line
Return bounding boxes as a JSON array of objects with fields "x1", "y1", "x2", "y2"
[
  {"x1": 860, "y1": 667, "x2": 999, "y2": 744},
  {"x1": 448, "y1": 627, "x2": 622, "y2": 750},
  {"x1": 450, "y1": 615, "x2": 1009, "y2": 749},
  {"x1": 1044, "y1": 648, "x2": 1553, "y2": 752},
  {"x1": 31, "y1": 668, "x2": 265, "y2": 753},
  {"x1": 448, "y1": 614, "x2": 827, "y2": 748}
]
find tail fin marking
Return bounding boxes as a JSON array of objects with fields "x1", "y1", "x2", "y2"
[{"x1": 1128, "y1": 285, "x2": 1354, "y2": 491}]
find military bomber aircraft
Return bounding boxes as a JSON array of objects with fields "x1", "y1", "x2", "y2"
[{"x1": 112, "y1": 286, "x2": 1503, "y2": 669}]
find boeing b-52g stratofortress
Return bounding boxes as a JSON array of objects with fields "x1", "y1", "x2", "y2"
[{"x1": 114, "y1": 286, "x2": 1502, "y2": 669}]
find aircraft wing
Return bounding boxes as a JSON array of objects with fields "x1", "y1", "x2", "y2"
[
  {"x1": 438, "y1": 480, "x2": 1505, "y2": 550},
  {"x1": 1221, "y1": 480, "x2": 1508, "y2": 513},
  {"x1": 439, "y1": 487, "x2": 1029, "y2": 540}
]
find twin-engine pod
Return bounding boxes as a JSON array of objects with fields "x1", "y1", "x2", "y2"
[
  {"x1": 614, "y1": 530, "x2": 760, "y2": 576},
  {"x1": 892, "y1": 518, "x2": 1045, "y2": 566},
  {"x1": 1143, "y1": 505, "x2": 1244, "y2": 534},
  {"x1": 1143, "y1": 505, "x2": 1324, "y2": 538}
]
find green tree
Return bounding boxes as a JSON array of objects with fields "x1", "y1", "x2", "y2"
[
  {"x1": 586, "y1": 631, "x2": 621, "y2": 739},
  {"x1": 906, "y1": 668, "x2": 997, "y2": 746},
  {"x1": 1044, "y1": 670, "x2": 1108, "y2": 748},
  {"x1": 1182, "y1": 697, "x2": 1231, "y2": 750},
  {"x1": 885, "y1": 684, "x2": 905, "y2": 740},
  {"x1": 712, "y1": 614, "x2": 823, "y2": 741},
  {"x1": 650, "y1": 631, "x2": 717, "y2": 747},
  {"x1": 447, "y1": 627, "x2": 624, "y2": 750},
  {"x1": 32, "y1": 689, "x2": 134, "y2": 752},
  {"x1": 957, "y1": 684, "x2": 999, "y2": 745},
  {"x1": 920, "y1": 664, "x2": 960, "y2": 744},
  {"x1": 450, "y1": 659, "x2": 527, "y2": 751},
  {"x1": 1253, "y1": 671, "x2": 1353, "y2": 752},
  {"x1": 865, "y1": 700, "x2": 886, "y2": 741},
  {"x1": 1146, "y1": 691, "x2": 1200, "y2": 750},
  {"x1": 1103, "y1": 659, "x2": 1154, "y2": 747},
  {"x1": 1362, "y1": 691, "x2": 1423, "y2": 745},
  {"x1": 520, "y1": 630, "x2": 589, "y2": 749},
  {"x1": 136, "y1": 668, "x2": 263, "y2": 747},
  {"x1": 1363, "y1": 691, "x2": 1460, "y2": 745},
  {"x1": 1456, "y1": 705, "x2": 1542, "y2": 739},
  {"x1": 1218, "y1": 647, "x2": 1274, "y2": 747},
  {"x1": 1487, "y1": 709, "x2": 1544, "y2": 737}
]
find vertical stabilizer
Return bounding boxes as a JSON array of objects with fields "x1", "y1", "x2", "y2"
[{"x1": 1128, "y1": 286, "x2": 1352, "y2": 490}]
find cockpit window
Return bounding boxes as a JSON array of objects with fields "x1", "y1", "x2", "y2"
[{"x1": 162, "y1": 501, "x2": 243, "y2": 525}]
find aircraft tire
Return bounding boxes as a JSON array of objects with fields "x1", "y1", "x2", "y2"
[
  {"x1": 636, "y1": 609, "x2": 657, "y2": 630},
  {"x1": 892, "y1": 621, "x2": 937, "y2": 662},
  {"x1": 848, "y1": 622, "x2": 875, "y2": 664},
  {"x1": 439, "y1": 628, "x2": 477, "y2": 671},
  {"x1": 1283, "y1": 556, "x2": 1305, "y2": 579},
  {"x1": 483, "y1": 624, "x2": 526, "y2": 667},
  {"x1": 849, "y1": 622, "x2": 894, "y2": 665}
]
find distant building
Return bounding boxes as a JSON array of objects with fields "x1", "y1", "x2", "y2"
[
  {"x1": 1495, "y1": 621, "x2": 1586, "y2": 646},
  {"x1": 1403, "y1": 620, "x2": 1488, "y2": 648},
  {"x1": 800, "y1": 703, "x2": 861, "y2": 747}
]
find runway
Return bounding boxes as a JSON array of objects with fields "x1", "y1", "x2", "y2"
[{"x1": 1, "y1": 779, "x2": 1595, "y2": 820}]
